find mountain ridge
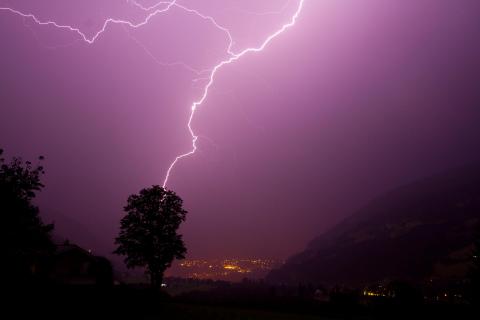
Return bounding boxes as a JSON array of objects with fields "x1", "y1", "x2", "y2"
[{"x1": 268, "y1": 163, "x2": 480, "y2": 285}]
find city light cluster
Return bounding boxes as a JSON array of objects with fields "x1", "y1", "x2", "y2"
[{"x1": 174, "y1": 258, "x2": 283, "y2": 281}]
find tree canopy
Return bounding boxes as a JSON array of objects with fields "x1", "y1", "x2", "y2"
[
  {"x1": 114, "y1": 185, "x2": 187, "y2": 289},
  {"x1": 0, "y1": 149, "x2": 54, "y2": 282}
]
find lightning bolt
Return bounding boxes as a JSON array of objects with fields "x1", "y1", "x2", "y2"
[
  {"x1": 161, "y1": 0, "x2": 305, "y2": 188},
  {"x1": 0, "y1": 0, "x2": 306, "y2": 188}
]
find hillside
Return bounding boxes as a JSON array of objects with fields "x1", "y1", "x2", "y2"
[{"x1": 268, "y1": 164, "x2": 480, "y2": 285}]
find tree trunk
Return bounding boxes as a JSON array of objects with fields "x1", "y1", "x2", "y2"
[
  {"x1": 150, "y1": 271, "x2": 163, "y2": 291},
  {"x1": 157, "y1": 273, "x2": 163, "y2": 290},
  {"x1": 150, "y1": 272, "x2": 157, "y2": 290}
]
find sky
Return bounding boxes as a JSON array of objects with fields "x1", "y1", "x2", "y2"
[{"x1": 1, "y1": 0, "x2": 480, "y2": 266}]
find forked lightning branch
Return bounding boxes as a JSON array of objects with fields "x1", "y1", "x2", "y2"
[{"x1": 0, "y1": 0, "x2": 306, "y2": 187}]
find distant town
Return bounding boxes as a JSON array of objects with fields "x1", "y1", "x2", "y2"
[{"x1": 165, "y1": 258, "x2": 284, "y2": 282}]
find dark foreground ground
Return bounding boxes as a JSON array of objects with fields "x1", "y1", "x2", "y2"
[{"x1": 5, "y1": 286, "x2": 478, "y2": 320}]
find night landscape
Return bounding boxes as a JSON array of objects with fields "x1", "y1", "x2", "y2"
[{"x1": 1, "y1": 1, "x2": 480, "y2": 319}]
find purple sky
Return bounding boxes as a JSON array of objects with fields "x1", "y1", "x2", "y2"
[{"x1": 1, "y1": 0, "x2": 480, "y2": 265}]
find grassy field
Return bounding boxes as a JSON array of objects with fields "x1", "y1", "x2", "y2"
[
  {"x1": 145, "y1": 303, "x2": 337, "y2": 320},
  {"x1": 7, "y1": 286, "x2": 475, "y2": 320}
]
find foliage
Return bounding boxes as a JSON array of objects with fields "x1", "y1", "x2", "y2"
[
  {"x1": 0, "y1": 148, "x2": 54, "y2": 281},
  {"x1": 115, "y1": 185, "x2": 187, "y2": 289}
]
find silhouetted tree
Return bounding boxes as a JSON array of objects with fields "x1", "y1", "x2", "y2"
[
  {"x1": 114, "y1": 185, "x2": 187, "y2": 290},
  {"x1": 0, "y1": 149, "x2": 54, "y2": 283}
]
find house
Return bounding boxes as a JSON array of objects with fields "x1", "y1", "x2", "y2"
[{"x1": 49, "y1": 243, "x2": 113, "y2": 286}]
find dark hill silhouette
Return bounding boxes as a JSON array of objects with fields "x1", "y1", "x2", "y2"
[{"x1": 268, "y1": 164, "x2": 480, "y2": 286}]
